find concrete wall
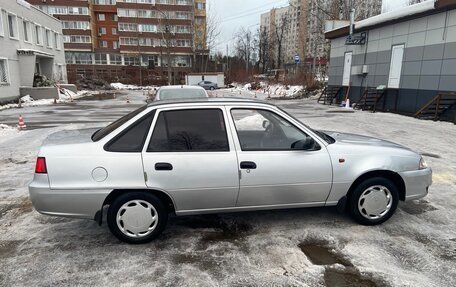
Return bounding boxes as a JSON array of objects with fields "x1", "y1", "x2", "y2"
[
  {"x1": 0, "y1": 1, "x2": 67, "y2": 103},
  {"x1": 328, "y1": 9, "x2": 456, "y2": 114},
  {"x1": 20, "y1": 86, "x2": 58, "y2": 100}
]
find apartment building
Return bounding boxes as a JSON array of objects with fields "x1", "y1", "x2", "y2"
[
  {"x1": 260, "y1": 0, "x2": 382, "y2": 73},
  {"x1": 27, "y1": 0, "x2": 207, "y2": 85},
  {"x1": 0, "y1": 0, "x2": 67, "y2": 103}
]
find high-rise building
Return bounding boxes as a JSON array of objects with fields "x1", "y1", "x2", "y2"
[
  {"x1": 260, "y1": 0, "x2": 382, "y2": 73},
  {"x1": 26, "y1": 0, "x2": 207, "y2": 85}
]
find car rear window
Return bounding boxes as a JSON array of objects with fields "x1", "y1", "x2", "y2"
[
  {"x1": 105, "y1": 111, "x2": 155, "y2": 152},
  {"x1": 92, "y1": 105, "x2": 148, "y2": 142},
  {"x1": 148, "y1": 109, "x2": 229, "y2": 152},
  {"x1": 158, "y1": 89, "x2": 207, "y2": 100}
]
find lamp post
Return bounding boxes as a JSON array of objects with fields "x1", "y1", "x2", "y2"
[{"x1": 151, "y1": 5, "x2": 172, "y2": 85}]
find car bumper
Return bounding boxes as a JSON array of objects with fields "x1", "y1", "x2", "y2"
[
  {"x1": 28, "y1": 174, "x2": 110, "y2": 220},
  {"x1": 399, "y1": 167, "x2": 432, "y2": 201}
]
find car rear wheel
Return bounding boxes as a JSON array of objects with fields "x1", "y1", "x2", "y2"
[
  {"x1": 348, "y1": 177, "x2": 399, "y2": 225},
  {"x1": 107, "y1": 192, "x2": 167, "y2": 244},
  {"x1": 210, "y1": 86, "x2": 215, "y2": 91}
]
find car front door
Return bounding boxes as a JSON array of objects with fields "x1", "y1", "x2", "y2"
[
  {"x1": 228, "y1": 107, "x2": 333, "y2": 207},
  {"x1": 141, "y1": 107, "x2": 240, "y2": 213}
]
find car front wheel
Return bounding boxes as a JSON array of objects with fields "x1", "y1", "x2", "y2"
[
  {"x1": 210, "y1": 86, "x2": 215, "y2": 90},
  {"x1": 107, "y1": 192, "x2": 167, "y2": 244},
  {"x1": 348, "y1": 177, "x2": 399, "y2": 225}
]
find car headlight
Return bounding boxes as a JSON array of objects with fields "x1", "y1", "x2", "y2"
[{"x1": 419, "y1": 157, "x2": 428, "y2": 170}]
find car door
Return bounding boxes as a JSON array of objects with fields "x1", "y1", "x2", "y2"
[
  {"x1": 141, "y1": 106, "x2": 240, "y2": 212},
  {"x1": 228, "y1": 107, "x2": 333, "y2": 207}
]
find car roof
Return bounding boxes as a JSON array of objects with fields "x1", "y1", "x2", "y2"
[
  {"x1": 158, "y1": 85, "x2": 205, "y2": 90},
  {"x1": 147, "y1": 97, "x2": 274, "y2": 108}
]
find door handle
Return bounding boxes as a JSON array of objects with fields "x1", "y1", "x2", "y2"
[
  {"x1": 240, "y1": 161, "x2": 257, "y2": 170},
  {"x1": 155, "y1": 163, "x2": 173, "y2": 171}
]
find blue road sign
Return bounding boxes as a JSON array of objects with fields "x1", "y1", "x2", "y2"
[{"x1": 294, "y1": 53, "x2": 300, "y2": 64}]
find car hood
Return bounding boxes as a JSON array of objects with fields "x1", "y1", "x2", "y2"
[
  {"x1": 323, "y1": 131, "x2": 411, "y2": 150},
  {"x1": 43, "y1": 128, "x2": 100, "y2": 146}
]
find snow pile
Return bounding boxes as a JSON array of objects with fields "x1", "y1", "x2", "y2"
[
  {"x1": 235, "y1": 114, "x2": 265, "y2": 130},
  {"x1": 0, "y1": 90, "x2": 92, "y2": 112},
  {"x1": 110, "y1": 82, "x2": 156, "y2": 90},
  {"x1": 0, "y1": 124, "x2": 15, "y2": 130},
  {"x1": 228, "y1": 82, "x2": 305, "y2": 98}
]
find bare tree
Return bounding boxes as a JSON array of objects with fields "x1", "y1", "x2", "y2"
[
  {"x1": 272, "y1": 12, "x2": 289, "y2": 69},
  {"x1": 205, "y1": 4, "x2": 221, "y2": 72},
  {"x1": 256, "y1": 27, "x2": 270, "y2": 73},
  {"x1": 234, "y1": 27, "x2": 255, "y2": 73}
]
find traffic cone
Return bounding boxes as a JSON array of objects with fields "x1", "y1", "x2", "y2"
[
  {"x1": 18, "y1": 114, "x2": 26, "y2": 129},
  {"x1": 345, "y1": 98, "x2": 351, "y2": 109}
]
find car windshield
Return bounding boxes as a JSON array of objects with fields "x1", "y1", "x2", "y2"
[
  {"x1": 91, "y1": 105, "x2": 148, "y2": 142},
  {"x1": 159, "y1": 89, "x2": 207, "y2": 100}
]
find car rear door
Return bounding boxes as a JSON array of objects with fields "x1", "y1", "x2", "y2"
[
  {"x1": 141, "y1": 106, "x2": 240, "y2": 213},
  {"x1": 227, "y1": 106, "x2": 333, "y2": 207}
]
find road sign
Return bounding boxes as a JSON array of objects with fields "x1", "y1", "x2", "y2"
[{"x1": 294, "y1": 53, "x2": 300, "y2": 64}]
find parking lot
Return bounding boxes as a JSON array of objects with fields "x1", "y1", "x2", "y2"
[{"x1": 1, "y1": 90, "x2": 455, "y2": 287}]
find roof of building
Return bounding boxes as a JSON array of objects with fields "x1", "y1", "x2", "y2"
[{"x1": 325, "y1": 0, "x2": 456, "y2": 39}]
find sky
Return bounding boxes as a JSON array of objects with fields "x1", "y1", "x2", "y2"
[{"x1": 206, "y1": 0, "x2": 290, "y2": 54}]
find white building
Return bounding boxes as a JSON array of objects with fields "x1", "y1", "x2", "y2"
[{"x1": 0, "y1": 0, "x2": 67, "y2": 103}]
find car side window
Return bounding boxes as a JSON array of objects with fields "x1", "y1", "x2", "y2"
[
  {"x1": 105, "y1": 111, "x2": 155, "y2": 152},
  {"x1": 148, "y1": 109, "x2": 229, "y2": 152},
  {"x1": 231, "y1": 109, "x2": 319, "y2": 151}
]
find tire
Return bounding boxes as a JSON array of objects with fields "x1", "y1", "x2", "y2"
[
  {"x1": 210, "y1": 86, "x2": 215, "y2": 91},
  {"x1": 347, "y1": 177, "x2": 399, "y2": 225},
  {"x1": 107, "y1": 192, "x2": 168, "y2": 244}
]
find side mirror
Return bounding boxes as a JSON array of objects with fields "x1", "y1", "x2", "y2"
[
  {"x1": 291, "y1": 137, "x2": 320, "y2": 151},
  {"x1": 262, "y1": 120, "x2": 270, "y2": 129}
]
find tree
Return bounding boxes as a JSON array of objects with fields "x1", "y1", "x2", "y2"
[
  {"x1": 256, "y1": 27, "x2": 270, "y2": 73},
  {"x1": 272, "y1": 12, "x2": 289, "y2": 69},
  {"x1": 205, "y1": 4, "x2": 221, "y2": 72},
  {"x1": 234, "y1": 27, "x2": 255, "y2": 73}
]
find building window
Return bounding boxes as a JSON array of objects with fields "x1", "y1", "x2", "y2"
[
  {"x1": 63, "y1": 21, "x2": 90, "y2": 30},
  {"x1": 34, "y1": 25, "x2": 42, "y2": 45},
  {"x1": 124, "y1": 56, "x2": 140, "y2": 66},
  {"x1": 0, "y1": 11, "x2": 4, "y2": 37},
  {"x1": 95, "y1": 53, "x2": 108, "y2": 64},
  {"x1": 97, "y1": 14, "x2": 106, "y2": 21},
  {"x1": 112, "y1": 14, "x2": 118, "y2": 21},
  {"x1": 68, "y1": 7, "x2": 89, "y2": 15},
  {"x1": 98, "y1": 27, "x2": 106, "y2": 35},
  {"x1": 74, "y1": 53, "x2": 93, "y2": 64},
  {"x1": 65, "y1": 52, "x2": 74, "y2": 64},
  {"x1": 195, "y1": 2, "x2": 205, "y2": 10},
  {"x1": 54, "y1": 32, "x2": 60, "y2": 49},
  {"x1": 23, "y1": 20, "x2": 31, "y2": 42},
  {"x1": 7, "y1": 14, "x2": 18, "y2": 39},
  {"x1": 109, "y1": 54, "x2": 122, "y2": 65},
  {"x1": 63, "y1": 35, "x2": 91, "y2": 43},
  {"x1": 112, "y1": 27, "x2": 117, "y2": 34},
  {"x1": 94, "y1": 0, "x2": 116, "y2": 4},
  {"x1": 45, "y1": 29, "x2": 52, "y2": 47},
  {"x1": 99, "y1": 40, "x2": 108, "y2": 48},
  {"x1": 0, "y1": 58, "x2": 9, "y2": 85},
  {"x1": 113, "y1": 41, "x2": 119, "y2": 49}
]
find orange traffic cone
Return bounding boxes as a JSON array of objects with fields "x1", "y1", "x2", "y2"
[{"x1": 18, "y1": 114, "x2": 27, "y2": 129}]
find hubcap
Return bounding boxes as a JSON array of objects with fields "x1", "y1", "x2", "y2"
[
  {"x1": 358, "y1": 185, "x2": 393, "y2": 220},
  {"x1": 116, "y1": 200, "x2": 158, "y2": 238}
]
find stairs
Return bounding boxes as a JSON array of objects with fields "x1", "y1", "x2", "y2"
[
  {"x1": 318, "y1": 86, "x2": 343, "y2": 105},
  {"x1": 354, "y1": 88, "x2": 387, "y2": 112},
  {"x1": 414, "y1": 93, "x2": 456, "y2": 122}
]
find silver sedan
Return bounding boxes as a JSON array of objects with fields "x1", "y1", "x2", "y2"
[{"x1": 29, "y1": 98, "x2": 432, "y2": 244}]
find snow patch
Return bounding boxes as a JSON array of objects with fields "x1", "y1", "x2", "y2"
[{"x1": 110, "y1": 82, "x2": 157, "y2": 90}]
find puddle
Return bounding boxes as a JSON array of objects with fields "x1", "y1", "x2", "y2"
[
  {"x1": 0, "y1": 198, "x2": 33, "y2": 219},
  {"x1": 0, "y1": 240, "x2": 24, "y2": 259},
  {"x1": 78, "y1": 93, "x2": 117, "y2": 101},
  {"x1": 324, "y1": 268, "x2": 377, "y2": 287},
  {"x1": 298, "y1": 242, "x2": 352, "y2": 266},
  {"x1": 400, "y1": 200, "x2": 438, "y2": 215}
]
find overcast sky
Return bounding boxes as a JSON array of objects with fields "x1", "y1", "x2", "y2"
[{"x1": 207, "y1": 0, "x2": 290, "y2": 54}]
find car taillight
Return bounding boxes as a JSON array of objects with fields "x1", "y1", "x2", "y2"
[{"x1": 35, "y1": 157, "x2": 47, "y2": 174}]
